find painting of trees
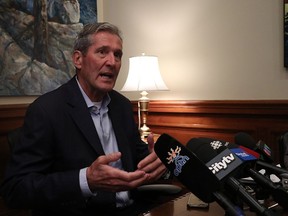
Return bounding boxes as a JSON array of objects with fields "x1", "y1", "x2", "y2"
[{"x1": 0, "y1": 0, "x2": 97, "y2": 95}]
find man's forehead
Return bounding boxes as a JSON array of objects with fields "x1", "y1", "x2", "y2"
[{"x1": 91, "y1": 32, "x2": 122, "y2": 46}]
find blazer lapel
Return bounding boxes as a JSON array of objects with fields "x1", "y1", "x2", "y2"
[
  {"x1": 64, "y1": 78, "x2": 105, "y2": 155},
  {"x1": 108, "y1": 98, "x2": 134, "y2": 172}
]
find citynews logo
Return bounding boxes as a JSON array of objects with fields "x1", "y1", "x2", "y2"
[
  {"x1": 208, "y1": 153, "x2": 235, "y2": 174},
  {"x1": 206, "y1": 148, "x2": 243, "y2": 180}
]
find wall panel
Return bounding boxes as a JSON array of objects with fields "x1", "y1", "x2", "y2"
[
  {"x1": 131, "y1": 100, "x2": 288, "y2": 164},
  {"x1": 1, "y1": 101, "x2": 288, "y2": 166},
  {"x1": 0, "y1": 100, "x2": 288, "y2": 215}
]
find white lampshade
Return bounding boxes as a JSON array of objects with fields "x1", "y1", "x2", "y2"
[{"x1": 121, "y1": 54, "x2": 168, "y2": 92}]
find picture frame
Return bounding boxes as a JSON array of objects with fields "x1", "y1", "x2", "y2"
[
  {"x1": 0, "y1": 0, "x2": 97, "y2": 96},
  {"x1": 284, "y1": 0, "x2": 288, "y2": 67}
]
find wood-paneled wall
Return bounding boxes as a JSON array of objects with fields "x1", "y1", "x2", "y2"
[
  {"x1": 0, "y1": 104, "x2": 30, "y2": 216},
  {"x1": 1, "y1": 100, "x2": 288, "y2": 171},
  {"x1": 0, "y1": 100, "x2": 288, "y2": 215},
  {"x1": 131, "y1": 100, "x2": 288, "y2": 164},
  {"x1": 0, "y1": 104, "x2": 28, "y2": 181}
]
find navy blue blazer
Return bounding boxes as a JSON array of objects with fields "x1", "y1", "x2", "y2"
[{"x1": 0, "y1": 76, "x2": 149, "y2": 215}]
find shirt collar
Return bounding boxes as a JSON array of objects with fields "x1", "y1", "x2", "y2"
[{"x1": 76, "y1": 76, "x2": 111, "y2": 109}]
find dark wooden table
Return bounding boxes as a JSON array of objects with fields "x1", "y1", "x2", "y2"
[
  {"x1": 1, "y1": 181, "x2": 287, "y2": 216},
  {"x1": 140, "y1": 192, "x2": 288, "y2": 216}
]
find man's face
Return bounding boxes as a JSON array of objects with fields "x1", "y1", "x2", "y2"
[{"x1": 73, "y1": 31, "x2": 123, "y2": 101}]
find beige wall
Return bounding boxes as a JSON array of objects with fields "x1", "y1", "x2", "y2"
[
  {"x1": 102, "y1": 0, "x2": 288, "y2": 100},
  {"x1": 1, "y1": 0, "x2": 287, "y2": 104}
]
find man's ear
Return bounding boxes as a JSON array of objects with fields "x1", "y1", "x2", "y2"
[{"x1": 73, "y1": 50, "x2": 82, "y2": 69}]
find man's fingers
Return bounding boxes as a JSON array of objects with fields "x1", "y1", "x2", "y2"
[
  {"x1": 137, "y1": 151, "x2": 158, "y2": 170},
  {"x1": 87, "y1": 152, "x2": 122, "y2": 186},
  {"x1": 97, "y1": 152, "x2": 122, "y2": 165},
  {"x1": 147, "y1": 133, "x2": 154, "y2": 152}
]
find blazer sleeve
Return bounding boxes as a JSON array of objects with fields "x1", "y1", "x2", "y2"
[{"x1": 0, "y1": 100, "x2": 86, "y2": 209}]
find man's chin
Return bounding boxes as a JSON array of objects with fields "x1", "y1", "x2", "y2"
[{"x1": 99, "y1": 85, "x2": 114, "y2": 93}]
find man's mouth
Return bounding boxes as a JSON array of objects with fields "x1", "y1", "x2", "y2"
[{"x1": 100, "y1": 73, "x2": 113, "y2": 79}]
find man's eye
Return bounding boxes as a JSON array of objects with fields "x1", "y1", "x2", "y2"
[
  {"x1": 114, "y1": 52, "x2": 122, "y2": 60},
  {"x1": 98, "y1": 50, "x2": 106, "y2": 56}
]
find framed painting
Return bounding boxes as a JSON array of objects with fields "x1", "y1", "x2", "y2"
[
  {"x1": 0, "y1": 0, "x2": 97, "y2": 96},
  {"x1": 285, "y1": 0, "x2": 288, "y2": 67}
]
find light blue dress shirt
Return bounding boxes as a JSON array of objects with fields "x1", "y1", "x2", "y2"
[{"x1": 76, "y1": 78, "x2": 132, "y2": 207}]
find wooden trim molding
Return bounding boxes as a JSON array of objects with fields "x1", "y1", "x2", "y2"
[
  {"x1": 0, "y1": 104, "x2": 29, "y2": 189},
  {"x1": 0, "y1": 100, "x2": 288, "y2": 215},
  {"x1": 0, "y1": 100, "x2": 288, "y2": 165},
  {"x1": 131, "y1": 100, "x2": 288, "y2": 115},
  {"x1": 131, "y1": 100, "x2": 288, "y2": 163},
  {"x1": 0, "y1": 100, "x2": 287, "y2": 216},
  {"x1": 0, "y1": 104, "x2": 29, "y2": 135}
]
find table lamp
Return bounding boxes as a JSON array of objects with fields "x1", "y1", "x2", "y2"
[{"x1": 121, "y1": 54, "x2": 168, "y2": 140}]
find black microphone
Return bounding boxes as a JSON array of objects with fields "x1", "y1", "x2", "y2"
[
  {"x1": 231, "y1": 154, "x2": 288, "y2": 209},
  {"x1": 187, "y1": 138, "x2": 279, "y2": 216},
  {"x1": 188, "y1": 137, "x2": 288, "y2": 210},
  {"x1": 234, "y1": 132, "x2": 288, "y2": 177},
  {"x1": 187, "y1": 137, "x2": 256, "y2": 178},
  {"x1": 255, "y1": 160, "x2": 288, "y2": 176},
  {"x1": 154, "y1": 134, "x2": 245, "y2": 216},
  {"x1": 235, "y1": 132, "x2": 273, "y2": 163}
]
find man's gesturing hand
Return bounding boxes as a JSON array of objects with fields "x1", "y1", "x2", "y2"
[
  {"x1": 87, "y1": 152, "x2": 149, "y2": 192},
  {"x1": 137, "y1": 134, "x2": 167, "y2": 183}
]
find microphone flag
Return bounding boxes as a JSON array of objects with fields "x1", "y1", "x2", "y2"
[
  {"x1": 154, "y1": 133, "x2": 221, "y2": 202},
  {"x1": 206, "y1": 148, "x2": 243, "y2": 180}
]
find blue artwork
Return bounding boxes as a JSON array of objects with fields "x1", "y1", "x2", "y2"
[
  {"x1": 15, "y1": 0, "x2": 97, "y2": 24},
  {"x1": 79, "y1": 0, "x2": 97, "y2": 24},
  {"x1": 0, "y1": 0, "x2": 97, "y2": 95}
]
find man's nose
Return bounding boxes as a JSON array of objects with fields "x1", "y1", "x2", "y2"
[{"x1": 106, "y1": 53, "x2": 116, "y2": 65}]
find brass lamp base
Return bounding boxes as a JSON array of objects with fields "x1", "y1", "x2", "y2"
[
  {"x1": 139, "y1": 124, "x2": 151, "y2": 140},
  {"x1": 138, "y1": 91, "x2": 151, "y2": 141}
]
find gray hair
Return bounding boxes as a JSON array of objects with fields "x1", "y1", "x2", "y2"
[{"x1": 73, "y1": 22, "x2": 122, "y2": 55}]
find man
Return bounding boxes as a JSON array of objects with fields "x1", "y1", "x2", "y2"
[{"x1": 0, "y1": 22, "x2": 167, "y2": 216}]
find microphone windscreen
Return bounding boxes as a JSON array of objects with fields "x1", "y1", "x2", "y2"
[
  {"x1": 187, "y1": 138, "x2": 254, "y2": 180},
  {"x1": 256, "y1": 140, "x2": 272, "y2": 158},
  {"x1": 154, "y1": 133, "x2": 221, "y2": 202},
  {"x1": 186, "y1": 138, "x2": 281, "y2": 214},
  {"x1": 238, "y1": 145, "x2": 260, "y2": 159},
  {"x1": 234, "y1": 132, "x2": 256, "y2": 150},
  {"x1": 187, "y1": 137, "x2": 239, "y2": 158},
  {"x1": 198, "y1": 137, "x2": 238, "y2": 151},
  {"x1": 186, "y1": 138, "x2": 218, "y2": 163},
  {"x1": 186, "y1": 137, "x2": 205, "y2": 152},
  {"x1": 235, "y1": 132, "x2": 273, "y2": 163}
]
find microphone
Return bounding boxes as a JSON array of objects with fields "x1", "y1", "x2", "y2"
[
  {"x1": 154, "y1": 134, "x2": 245, "y2": 216},
  {"x1": 234, "y1": 132, "x2": 288, "y2": 177},
  {"x1": 188, "y1": 137, "x2": 288, "y2": 210},
  {"x1": 255, "y1": 160, "x2": 288, "y2": 176},
  {"x1": 187, "y1": 137, "x2": 257, "y2": 178},
  {"x1": 187, "y1": 138, "x2": 277, "y2": 216},
  {"x1": 235, "y1": 132, "x2": 273, "y2": 163},
  {"x1": 154, "y1": 134, "x2": 219, "y2": 202},
  {"x1": 232, "y1": 152, "x2": 288, "y2": 209}
]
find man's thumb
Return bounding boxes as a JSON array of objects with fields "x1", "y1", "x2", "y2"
[
  {"x1": 147, "y1": 133, "x2": 154, "y2": 152},
  {"x1": 103, "y1": 152, "x2": 122, "y2": 164}
]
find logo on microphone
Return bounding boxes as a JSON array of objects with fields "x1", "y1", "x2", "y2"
[
  {"x1": 206, "y1": 149, "x2": 243, "y2": 180},
  {"x1": 208, "y1": 153, "x2": 235, "y2": 174},
  {"x1": 257, "y1": 140, "x2": 272, "y2": 157},
  {"x1": 167, "y1": 146, "x2": 190, "y2": 176},
  {"x1": 210, "y1": 140, "x2": 229, "y2": 150},
  {"x1": 230, "y1": 148, "x2": 257, "y2": 161}
]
